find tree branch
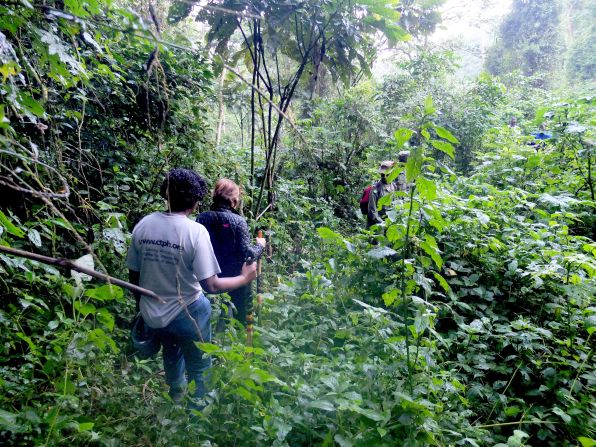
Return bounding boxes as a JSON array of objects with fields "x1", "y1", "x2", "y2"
[{"x1": 0, "y1": 245, "x2": 165, "y2": 303}]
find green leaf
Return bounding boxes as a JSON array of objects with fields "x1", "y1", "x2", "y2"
[
  {"x1": 430, "y1": 140, "x2": 455, "y2": 159},
  {"x1": 233, "y1": 386, "x2": 255, "y2": 402},
  {"x1": 54, "y1": 373, "x2": 75, "y2": 395},
  {"x1": 382, "y1": 289, "x2": 398, "y2": 307},
  {"x1": 86, "y1": 328, "x2": 119, "y2": 353},
  {"x1": 434, "y1": 126, "x2": 459, "y2": 143},
  {"x1": 417, "y1": 177, "x2": 437, "y2": 201},
  {"x1": 96, "y1": 308, "x2": 115, "y2": 331},
  {"x1": 578, "y1": 437, "x2": 596, "y2": 447},
  {"x1": 420, "y1": 234, "x2": 443, "y2": 269},
  {"x1": 77, "y1": 422, "x2": 95, "y2": 432},
  {"x1": 366, "y1": 246, "x2": 397, "y2": 259},
  {"x1": 197, "y1": 342, "x2": 221, "y2": 354},
  {"x1": 16, "y1": 332, "x2": 38, "y2": 355},
  {"x1": 386, "y1": 224, "x2": 404, "y2": 242},
  {"x1": 349, "y1": 405, "x2": 387, "y2": 421},
  {"x1": 317, "y1": 227, "x2": 341, "y2": 240},
  {"x1": 0, "y1": 409, "x2": 21, "y2": 431},
  {"x1": 433, "y1": 272, "x2": 451, "y2": 292},
  {"x1": 424, "y1": 96, "x2": 435, "y2": 115},
  {"x1": 0, "y1": 211, "x2": 25, "y2": 238},
  {"x1": 377, "y1": 192, "x2": 393, "y2": 209},
  {"x1": 17, "y1": 92, "x2": 45, "y2": 118},
  {"x1": 27, "y1": 228, "x2": 42, "y2": 247},
  {"x1": 552, "y1": 406, "x2": 571, "y2": 424},
  {"x1": 74, "y1": 301, "x2": 96, "y2": 316},
  {"x1": 308, "y1": 400, "x2": 335, "y2": 411},
  {"x1": 394, "y1": 128, "x2": 414, "y2": 148},
  {"x1": 334, "y1": 433, "x2": 354, "y2": 447},
  {"x1": 406, "y1": 148, "x2": 423, "y2": 182},
  {"x1": 84, "y1": 284, "x2": 123, "y2": 302}
]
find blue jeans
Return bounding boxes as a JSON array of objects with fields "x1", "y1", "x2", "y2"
[{"x1": 155, "y1": 295, "x2": 212, "y2": 399}]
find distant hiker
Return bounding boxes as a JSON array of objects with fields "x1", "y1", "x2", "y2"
[
  {"x1": 359, "y1": 184, "x2": 374, "y2": 216},
  {"x1": 531, "y1": 123, "x2": 552, "y2": 141},
  {"x1": 367, "y1": 152, "x2": 410, "y2": 228},
  {"x1": 198, "y1": 179, "x2": 266, "y2": 326},
  {"x1": 396, "y1": 150, "x2": 410, "y2": 191},
  {"x1": 508, "y1": 117, "x2": 522, "y2": 136},
  {"x1": 127, "y1": 169, "x2": 257, "y2": 407},
  {"x1": 367, "y1": 160, "x2": 397, "y2": 228}
]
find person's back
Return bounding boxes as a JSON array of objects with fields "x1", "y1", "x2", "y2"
[
  {"x1": 367, "y1": 160, "x2": 399, "y2": 228},
  {"x1": 130, "y1": 211, "x2": 219, "y2": 328},
  {"x1": 198, "y1": 205, "x2": 256, "y2": 277},
  {"x1": 197, "y1": 179, "x2": 265, "y2": 325}
]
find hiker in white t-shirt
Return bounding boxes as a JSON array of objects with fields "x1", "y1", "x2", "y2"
[{"x1": 127, "y1": 168, "x2": 257, "y2": 407}]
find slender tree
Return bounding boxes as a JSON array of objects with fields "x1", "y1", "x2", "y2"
[{"x1": 169, "y1": 0, "x2": 411, "y2": 216}]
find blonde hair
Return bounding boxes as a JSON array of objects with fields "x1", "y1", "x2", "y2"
[{"x1": 213, "y1": 178, "x2": 241, "y2": 208}]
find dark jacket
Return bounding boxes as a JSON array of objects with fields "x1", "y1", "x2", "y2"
[{"x1": 197, "y1": 204, "x2": 263, "y2": 277}]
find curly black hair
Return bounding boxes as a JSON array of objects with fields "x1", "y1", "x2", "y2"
[{"x1": 160, "y1": 168, "x2": 208, "y2": 212}]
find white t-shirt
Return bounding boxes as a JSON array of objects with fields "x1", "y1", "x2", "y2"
[{"x1": 126, "y1": 212, "x2": 221, "y2": 328}]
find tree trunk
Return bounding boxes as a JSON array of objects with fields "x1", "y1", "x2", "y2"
[{"x1": 215, "y1": 66, "x2": 226, "y2": 148}]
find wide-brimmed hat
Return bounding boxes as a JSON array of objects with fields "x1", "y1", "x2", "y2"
[{"x1": 378, "y1": 160, "x2": 395, "y2": 173}]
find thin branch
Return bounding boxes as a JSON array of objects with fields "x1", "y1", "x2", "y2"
[{"x1": 0, "y1": 245, "x2": 165, "y2": 303}]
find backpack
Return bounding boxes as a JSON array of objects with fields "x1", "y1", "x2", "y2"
[{"x1": 359, "y1": 185, "x2": 374, "y2": 215}]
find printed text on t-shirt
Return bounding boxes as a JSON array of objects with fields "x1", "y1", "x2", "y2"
[{"x1": 138, "y1": 239, "x2": 184, "y2": 251}]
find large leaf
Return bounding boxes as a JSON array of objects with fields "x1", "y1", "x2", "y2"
[
  {"x1": 430, "y1": 140, "x2": 455, "y2": 159},
  {"x1": 417, "y1": 177, "x2": 437, "y2": 201},
  {"x1": 424, "y1": 95, "x2": 435, "y2": 115},
  {"x1": 419, "y1": 234, "x2": 443, "y2": 269},
  {"x1": 317, "y1": 227, "x2": 341, "y2": 240},
  {"x1": 84, "y1": 284, "x2": 123, "y2": 302},
  {"x1": 366, "y1": 246, "x2": 397, "y2": 259},
  {"x1": 434, "y1": 125, "x2": 459, "y2": 143},
  {"x1": 0, "y1": 210, "x2": 25, "y2": 238},
  {"x1": 394, "y1": 128, "x2": 414, "y2": 148}
]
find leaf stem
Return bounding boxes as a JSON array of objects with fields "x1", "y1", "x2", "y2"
[{"x1": 400, "y1": 184, "x2": 417, "y2": 394}]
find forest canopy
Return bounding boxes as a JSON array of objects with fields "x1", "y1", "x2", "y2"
[{"x1": 0, "y1": 0, "x2": 594, "y2": 446}]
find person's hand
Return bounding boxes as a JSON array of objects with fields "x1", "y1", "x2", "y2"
[
  {"x1": 241, "y1": 261, "x2": 258, "y2": 281},
  {"x1": 256, "y1": 237, "x2": 266, "y2": 247}
]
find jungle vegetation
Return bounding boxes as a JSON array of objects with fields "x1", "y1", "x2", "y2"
[{"x1": 0, "y1": 0, "x2": 594, "y2": 446}]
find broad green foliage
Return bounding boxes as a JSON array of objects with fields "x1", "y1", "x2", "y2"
[
  {"x1": 0, "y1": 1, "x2": 214, "y2": 444},
  {"x1": 291, "y1": 82, "x2": 385, "y2": 221},
  {"x1": 485, "y1": 0, "x2": 564, "y2": 82},
  {"x1": 172, "y1": 0, "x2": 409, "y2": 85},
  {"x1": 310, "y1": 120, "x2": 595, "y2": 445},
  {"x1": 0, "y1": 1, "x2": 595, "y2": 446},
  {"x1": 380, "y1": 51, "x2": 508, "y2": 173},
  {"x1": 566, "y1": 0, "x2": 596, "y2": 83},
  {"x1": 0, "y1": 0, "x2": 213, "y2": 227}
]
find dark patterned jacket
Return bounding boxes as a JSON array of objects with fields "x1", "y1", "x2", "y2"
[{"x1": 197, "y1": 204, "x2": 263, "y2": 277}]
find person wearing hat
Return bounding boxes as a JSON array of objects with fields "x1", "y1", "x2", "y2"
[
  {"x1": 367, "y1": 160, "x2": 397, "y2": 228},
  {"x1": 396, "y1": 151, "x2": 410, "y2": 191},
  {"x1": 367, "y1": 152, "x2": 410, "y2": 228}
]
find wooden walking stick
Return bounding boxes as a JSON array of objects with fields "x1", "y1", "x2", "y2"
[
  {"x1": 246, "y1": 230, "x2": 264, "y2": 347},
  {"x1": 256, "y1": 230, "x2": 266, "y2": 324}
]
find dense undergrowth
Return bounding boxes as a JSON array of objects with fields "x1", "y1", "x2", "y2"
[{"x1": 1, "y1": 1, "x2": 595, "y2": 446}]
